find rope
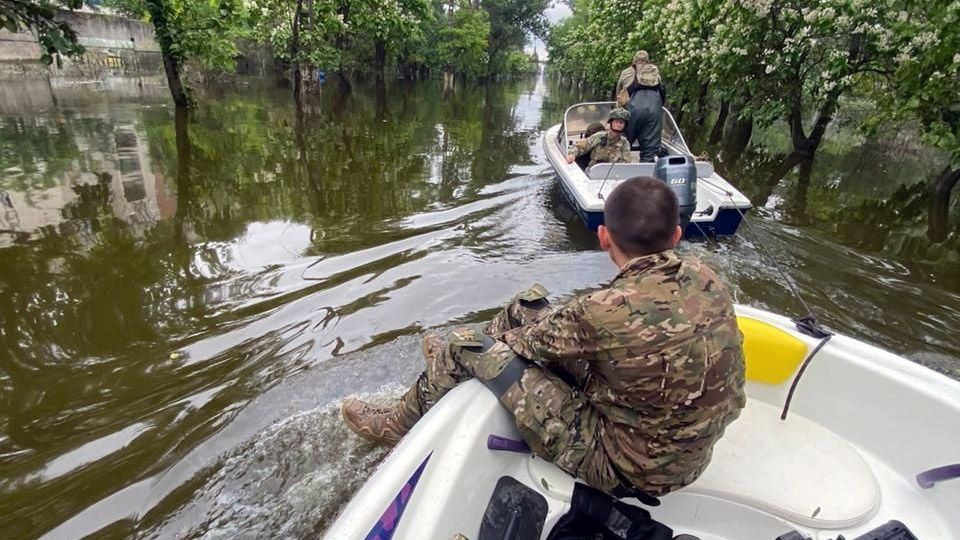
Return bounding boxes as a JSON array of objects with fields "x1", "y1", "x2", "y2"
[{"x1": 712, "y1": 181, "x2": 833, "y2": 420}]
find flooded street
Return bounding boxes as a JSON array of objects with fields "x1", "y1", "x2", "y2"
[{"x1": 1, "y1": 73, "x2": 958, "y2": 539}]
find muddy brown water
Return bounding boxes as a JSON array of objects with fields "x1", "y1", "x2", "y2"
[{"x1": 0, "y1": 72, "x2": 957, "y2": 539}]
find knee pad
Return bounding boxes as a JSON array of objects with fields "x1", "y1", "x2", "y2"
[
  {"x1": 483, "y1": 352, "x2": 531, "y2": 399},
  {"x1": 448, "y1": 330, "x2": 531, "y2": 397}
]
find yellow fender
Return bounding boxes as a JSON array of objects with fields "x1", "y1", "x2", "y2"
[{"x1": 737, "y1": 317, "x2": 809, "y2": 385}]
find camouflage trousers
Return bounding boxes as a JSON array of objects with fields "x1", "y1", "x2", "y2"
[{"x1": 397, "y1": 287, "x2": 626, "y2": 496}]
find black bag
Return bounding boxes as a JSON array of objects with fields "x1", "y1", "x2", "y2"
[{"x1": 546, "y1": 483, "x2": 673, "y2": 540}]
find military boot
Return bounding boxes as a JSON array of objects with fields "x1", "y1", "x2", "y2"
[{"x1": 341, "y1": 397, "x2": 418, "y2": 446}]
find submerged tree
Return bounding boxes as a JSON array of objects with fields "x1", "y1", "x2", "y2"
[
  {"x1": 436, "y1": 6, "x2": 490, "y2": 79},
  {"x1": 0, "y1": 0, "x2": 84, "y2": 65},
  {"x1": 868, "y1": 1, "x2": 960, "y2": 242},
  {"x1": 107, "y1": 0, "x2": 247, "y2": 108},
  {"x1": 482, "y1": 0, "x2": 548, "y2": 76}
]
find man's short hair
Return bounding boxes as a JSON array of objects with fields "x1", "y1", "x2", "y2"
[{"x1": 603, "y1": 177, "x2": 679, "y2": 256}]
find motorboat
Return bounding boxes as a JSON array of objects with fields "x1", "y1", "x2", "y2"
[
  {"x1": 542, "y1": 102, "x2": 753, "y2": 235},
  {"x1": 324, "y1": 304, "x2": 960, "y2": 539}
]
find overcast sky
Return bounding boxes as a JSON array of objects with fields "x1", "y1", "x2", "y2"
[
  {"x1": 528, "y1": 2, "x2": 572, "y2": 59},
  {"x1": 546, "y1": 2, "x2": 572, "y2": 23}
]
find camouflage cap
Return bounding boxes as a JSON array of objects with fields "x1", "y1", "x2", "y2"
[
  {"x1": 608, "y1": 107, "x2": 631, "y2": 122},
  {"x1": 633, "y1": 50, "x2": 650, "y2": 64}
]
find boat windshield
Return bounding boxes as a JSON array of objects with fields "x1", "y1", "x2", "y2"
[{"x1": 560, "y1": 102, "x2": 691, "y2": 155}]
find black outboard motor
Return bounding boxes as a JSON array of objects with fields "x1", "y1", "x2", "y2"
[{"x1": 654, "y1": 155, "x2": 697, "y2": 232}]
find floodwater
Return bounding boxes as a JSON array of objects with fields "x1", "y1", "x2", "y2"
[{"x1": 0, "y1": 72, "x2": 958, "y2": 539}]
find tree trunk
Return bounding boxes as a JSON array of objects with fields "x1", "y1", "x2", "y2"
[
  {"x1": 336, "y1": 68, "x2": 352, "y2": 92},
  {"x1": 722, "y1": 99, "x2": 753, "y2": 165},
  {"x1": 173, "y1": 106, "x2": 192, "y2": 242},
  {"x1": 695, "y1": 82, "x2": 709, "y2": 126},
  {"x1": 928, "y1": 165, "x2": 960, "y2": 242},
  {"x1": 375, "y1": 76, "x2": 388, "y2": 122},
  {"x1": 335, "y1": 0, "x2": 352, "y2": 92},
  {"x1": 768, "y1": 87, "x2": 841, "y2": 186},
  {"x1": 145, "y1": 0, "x2": 189, "y2": 108},
  {"x1": 674, "y1": 95, "x2": 688, "y2": 125},
  {"x1": 708, "y1": 99, "x2": 729, "y2": 145},
  {"x1": 374, "y1": 40, "x2": 387, "y2": 81},
  {"x1": 292, "y1": 0, "x2": 304, "y2": 105},
  {"x1": 792, "y1": 155, "x2": 814, "y2": 218},
  {"x1": 161, "y1": 53, "x2": 189, "y2": 108}
]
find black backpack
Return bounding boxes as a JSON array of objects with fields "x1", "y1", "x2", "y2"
[{"x1": 546, "y1": 483, "x2": 673, "y2": 540}]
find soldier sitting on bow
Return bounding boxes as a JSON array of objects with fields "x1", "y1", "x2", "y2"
[
  {"x1": 565, "y1": 108, "x2": 634, "y2": 170},
  {"x1": 341, "y1": 177, "x2": 746, "y2": 499},
  {"x1": 573, "y1": 121, "x2": 607, "y2": 170}
]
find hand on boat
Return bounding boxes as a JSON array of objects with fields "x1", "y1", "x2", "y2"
[{"x1": 566, "y1": 155, "x2": 576, "y2": 164}]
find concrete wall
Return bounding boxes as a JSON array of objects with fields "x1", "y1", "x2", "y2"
[{"x1": 0, "y1": 10, "x2": 163, "y2": 78}]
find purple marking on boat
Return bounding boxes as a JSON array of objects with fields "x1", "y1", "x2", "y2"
[
  {"x1": 487, "y1": 434, "x2": 531, "y2": 453},
  {"x1": 364, "y1": 453, "x2": 432, "y2": 540},
  {"x1": 917, "y1": 463, "x2": 960, "y2": 489}
]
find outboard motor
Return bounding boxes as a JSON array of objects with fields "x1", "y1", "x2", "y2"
[{"x1": 654, "y1": 155, "x2": 697, "y2": 232}]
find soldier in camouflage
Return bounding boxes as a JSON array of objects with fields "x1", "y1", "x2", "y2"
[
  {"x1": 565, "y1": 108, "x2": 634, "y2": 169},
  {"x1": 616, "y1": 50, "x2": 663, "y2": 100},
  {"x1": 342, "y1": 177, "x2": 746, "y2": 497},
  {"x1": 616, "y1": 50, "x2": 666, "y2": 162}
]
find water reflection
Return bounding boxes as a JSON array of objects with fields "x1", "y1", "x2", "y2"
[{"x1": 0, "y1": 74, "x2": 956, "y2": 539}]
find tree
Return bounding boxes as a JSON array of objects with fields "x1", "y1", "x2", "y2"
[
  {"x1": 706, "y1": 0, "x2": 898, "y2": 186},
  {"x1": 545, "y1": 0, "x2": 643, "y2": 89},
  {"x1": 481, "y1": 0, "x2": 548, "y2": 76},
  {"x1": 436, "y1": 6, "x2": 490, "y2": 79},
  {"x1": 0, "y1": 0, "x2": 84, "y2": 65},
  {"x1": 868, "y1": 1, "x2": 960, "y2": 242},
  {"x1": 353, "y1": 0, "x2": 432, "y2": 79},
  {"x1": 106, "y1": 0, "x2": 247, "y2": 108},
  {"x1": 252, "y1": 0, "x2": 342, "y2": 100}
]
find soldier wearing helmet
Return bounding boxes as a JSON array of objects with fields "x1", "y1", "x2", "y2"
[
  {"x1": 565, "y1": 108, "x2": 634, "y2": 169},
  {"x1": 616, "y1": 50, "x2": 666, "y2": 162}
]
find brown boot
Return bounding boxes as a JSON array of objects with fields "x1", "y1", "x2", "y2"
[{"x1": 341, "y1": 397, "x2": 417, "y2": 446}]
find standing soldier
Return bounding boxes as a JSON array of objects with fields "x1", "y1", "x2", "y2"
[
  {"x1": 616, "y1": 50, "x2": 666, "y2": 162},
  {"x1": 565, "y1": 108, "x2": 634, "y2": 169},
  {"x1": 341, "y1": 177, "x2": 746, "y2": 499}
]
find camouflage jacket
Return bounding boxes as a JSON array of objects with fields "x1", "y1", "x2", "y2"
[
  {"x1": 498, "y1": 250, "x2": 746, "y2": 494},
  {"x1": 568, "y1": 131, "x2": 632, "y2": 168}
]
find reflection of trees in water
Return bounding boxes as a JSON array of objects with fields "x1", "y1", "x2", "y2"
[
  {"x1": 0, "y1": 116, "x2": 114, "y2": 193},
  {"x1": 714, "y1": 125, "x2": 959, "y2": 263},
  {"x1": 0, "y1": 78, "x2": 538, "y2": 376}
]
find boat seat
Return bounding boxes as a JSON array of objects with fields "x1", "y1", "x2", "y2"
[
  {"x1": 586, "y1": 161, "x2": 715, "y2": 180},
  {"x1": 684, "y1": 399, "x2": 880, "y2": 530}
]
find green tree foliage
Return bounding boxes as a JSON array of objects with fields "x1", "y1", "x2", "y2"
[
  {"x1": 252, "y1": 0, "x2": 432, "y2": 86},
  {"x1": 549, "y1": 0, "x2": 900, "y2": 163},
  {"x1": 436, "y1": 7, "x2": 490, "y2": 78},
  {"x1": 546, "y1": 0, "x2": 641, "y2": 89},
  {"x1": 482, "y1": 0, "x2": 548, "y2": 75},
  {"x1": 866, "y1": 1, "x2": 960, "y2": 241},
  {"x1": 106, "y1": 0, "x2": 248, "y2": 106},
  {"x1": 0, "y1": 0, "x2": 85, "y2": 65},
  {"x1": 354, "y1": 0, "x2": 433, "y2": 65},
  {"x1": 546, "y1": 0, "x2": 959, "y2": 240},
  {"x1": 108, "y1": 0, "x2": 246, "y2": 70}
]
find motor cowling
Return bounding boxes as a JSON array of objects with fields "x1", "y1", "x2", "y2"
[{"x1": 653, "y1": 155, "x2": 697, "y2": 232}]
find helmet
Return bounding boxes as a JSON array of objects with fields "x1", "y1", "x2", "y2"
[{"x1": 608, "y1": 108, "x2": 630, "y2": 122}]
